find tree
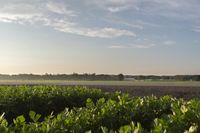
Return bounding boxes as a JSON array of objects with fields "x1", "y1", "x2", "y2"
[{"x1": 118, "y1": 74, "x2": 124, "y2": 81}]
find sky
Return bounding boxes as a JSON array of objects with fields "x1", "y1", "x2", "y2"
[{"x1": 0, "y1": 0, "x2": 200, "y2": 75}]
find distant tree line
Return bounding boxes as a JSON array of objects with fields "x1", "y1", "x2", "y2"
[
  {"x1": 0, "y1": 73, "x2": 124, "y2": 81},
  {"x1": 126, "y1": 75, "x2": 200, "y2": 81},
  {"x1": 0, "y1": 74, "x2": 199, "y2": 81}
]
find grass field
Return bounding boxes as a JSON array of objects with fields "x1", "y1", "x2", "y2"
[{"x1": 0, "y1": 80, "x2": 200, "y2": 86}]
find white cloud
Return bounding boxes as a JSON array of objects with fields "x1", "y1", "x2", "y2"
[
  {"x1": 90, "y1": 0, "x2": 136, "y2": 13},
  {"x1": 145, "y1": 0, "x2": 200, "y2": 20},
  {"x1": 131, "y1": 44, "x2": 156, "y2": 49},
  {"x1": 109, "y1": 43, "x2": 155, "y2": 49},
  {"x1": 102, "y1": 15, "x2": 144, "y2": 30},
  {"x1": 0, "y1": 0, "x2": 199, "y2": 39},
  {"x1": 0, "y1": 1, "x2": 136, "y2": 38},
  {"x1": 193, "y1": 26, "x2": 200, "y2": 32},
  {"x1": 124, "y1": 23, "x2": 144, "y2": 30},
  {"x1": 0, "y1": 2, "x2": 43, "y2": 23},
  {"x1": 91, "y1": 0, "x2": 200, "y2": 20},
  {"x1": 108, "y1": 45, "x2": 127, "y2": 49},
  {"x1": 107, "y1": 6, "x2": 128, "y2": 13},
  {"x1": 50, "y1": 20, "x2": 136, "y2": 38},
  {"x1": 0, "y1": 13, "x2": 42, "y2": 24},
  {"x1": 83, "y1": 27, "x2": 135, "y2": 38},
  {"x1": 136, "y1": 20, "x2": 160, "y2": 28},
  {"x1": 163, "y1": 41, "x2": 176, "y2": 45},
  {"x1": 46, "y1": 1, "x2": 76, "y2": 16}
]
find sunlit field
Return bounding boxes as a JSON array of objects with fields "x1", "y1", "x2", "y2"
[{"x1": 0, "y1": 80, "x2": 200, "y2": 86}]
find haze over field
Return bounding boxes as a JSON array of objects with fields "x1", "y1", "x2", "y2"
[{"x1": 0, "y1": 0, "x2": 200, "y2": 75}]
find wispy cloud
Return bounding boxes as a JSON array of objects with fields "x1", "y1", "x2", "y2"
[
  {"x1": 109, "y1": 43, "x2": 156, "y2": 49},
  {"x1": 0, "y1": 1, "x2": 135, "y2": 38},
  {"x1": 51, "y1": 20, "x2": 136, "y2": 38},
  {"x1": 108, "y1": 45, "x2": 127, "y2": 49},
  {"x1": 0, "y1": 2, "x2": 42, "y2": 23},
  {"x1": 132, "y1": 44, "x2": 156, "y2": 49},
  {"x1": 91, "y1": 0, "x2": 200, "y2": 20},
  {"x1": 90, "y1": 0, "x2": 135, "y2": 13},
  {"x1": 192, "y1": 26, "x2": 200, "y2": 32},
  {"x1": 46, "y1": 1, "x2": 76, "y2": 16},
  {"x1": 104, "y1": 16, "x2": 144, "y2": 30},
  {"x1": 0, "y1": 0, "x2": 199, "y2": 43},
  {"x1": 163, "y1": 41, "x2": 176, "y2": 45}
]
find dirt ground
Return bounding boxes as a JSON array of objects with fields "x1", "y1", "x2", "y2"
[{"x1": 84, "y1": 85, "x2": 200, "y2": 100}]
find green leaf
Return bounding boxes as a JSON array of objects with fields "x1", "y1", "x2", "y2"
[
  {"x1": 17, "y1": 116, "x2": 25, "y2": 123},
  {"x1": 29, "y1": 111, "x2": 41, "y2": 122},
  {"x1": 101, "y1": 126, "x2": 108, "y2": 133},
  {"x1": 14, "y1": 115, "x2": 25, "y2": 125},
  {"x1": 119, "y1": 125, "x2": 131, "y2": 133},
  {"x1": 29, "y1": 111, "x2": 36, "y2": 120}
]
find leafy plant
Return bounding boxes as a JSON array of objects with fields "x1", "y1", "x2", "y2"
[{"x1": 0, "y1": 86, "x2": 200, "y2": 132}]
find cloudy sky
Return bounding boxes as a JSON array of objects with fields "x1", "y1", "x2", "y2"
[{"x1": 0, "y1": 0, "x2": 200, "y2": 75}]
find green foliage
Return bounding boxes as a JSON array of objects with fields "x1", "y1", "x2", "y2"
[
  {"x1": 0, "y1": 85, "x2": 113, "y2": 123},
  {"x1": 118, "y1": 74, "x2": 124, "y2": 81},
  {"x1": 29, "y1": 111, "x2": 41, "y2": 122},
  {"x1": 0, "y1": 86, "x2": 200, "y2": 132}
]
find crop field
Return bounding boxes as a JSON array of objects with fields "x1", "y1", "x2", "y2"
[
  {"x1": 0, "y1": 85, "x2": 200, "y2": 132},
  {"x1": 0, "y1": 80, "x2": 200, "y2": 86},
  {"x1": 0, "y1": 80, "x2": 200, "y2": 99},
  {"x1": 0, "y1": 81, "x2": 199, "y2": 132}
]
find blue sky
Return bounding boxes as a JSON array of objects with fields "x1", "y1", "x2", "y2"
[{"x1": 0, "y1": 0, "x2": 200, "y2": 75}]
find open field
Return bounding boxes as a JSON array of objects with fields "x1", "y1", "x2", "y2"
[
  {"x1": 0, "y1": 80, "x2": 200, "y2": 99},
  {"x1": 0, "y1": 80, "x2": 200, "y2": 86}
]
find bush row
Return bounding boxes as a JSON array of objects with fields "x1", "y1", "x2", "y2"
[
  {"x1": 0, "y1": 86, "x2": 118, "y2": 123},
  {"x1": 0, "y1": 86, "x2": 200, "y2": 132},
  {"x1": 0, "y1": 95, "x2": 200, "y2": 132}
]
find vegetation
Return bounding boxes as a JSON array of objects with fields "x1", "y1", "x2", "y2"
[
  {"x1": 0, "y1": 86, "x2": 200, "y2": 132},
  {"x1": 0, "y1": 73, "x2": 200, "y2": 81},
  {"x1": 0, "y1": 86, "x2": 118, "y2": 123},
  {"x1": 118, "y1": 74, "x2": 124, "y2": 81},
  {"x1": 0, "y1": 73, "x2": 123, "y2": 81}
]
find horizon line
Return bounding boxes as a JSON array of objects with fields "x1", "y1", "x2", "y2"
[{"x1": 0, "y1": 73, "x2": 200, "y2": 76}]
